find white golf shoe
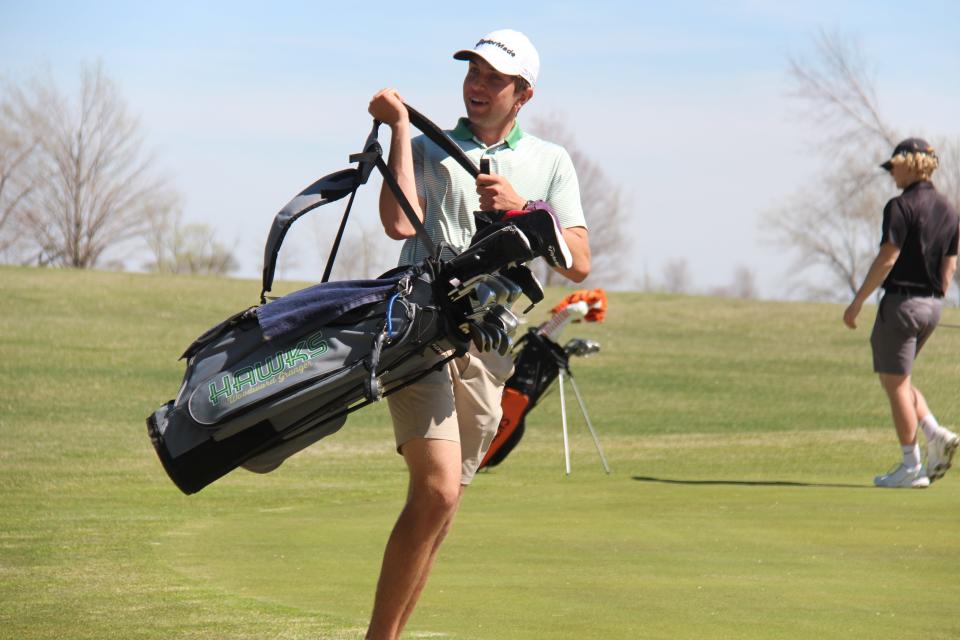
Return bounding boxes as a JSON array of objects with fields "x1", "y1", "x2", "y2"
[
  {"x1": 926, "y1": 429, "x2": 960, "y2": 482},
  {"x1": 874, "y1": 463, "x2": 930, "y2": 488}
]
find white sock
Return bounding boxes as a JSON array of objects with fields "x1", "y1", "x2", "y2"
[
  {"x1": 902, "y1": 444, "x2": 921, "y2": 469},
  {"x1": 919, "y1": 414, "x2": 942, "y2": 441}
]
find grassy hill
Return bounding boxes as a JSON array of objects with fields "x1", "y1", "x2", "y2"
[{"x1": 2, "y1": 265, "x2": 959, "y2": 639}]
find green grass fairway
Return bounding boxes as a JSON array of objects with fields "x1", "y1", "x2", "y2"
[{"x1": 2, "y1": 265, "x2": 959, "y2": 639}]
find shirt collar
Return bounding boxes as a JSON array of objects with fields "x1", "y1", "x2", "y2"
[
  {"x1": 905, "y1": 180, "x2": 934, "y2": 193},
  {"x1": 451, "y1": 118, "x2": 524, "y2": 150}
]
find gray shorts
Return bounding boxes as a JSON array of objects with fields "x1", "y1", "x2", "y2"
[{"x1": 870, "y1": 293, "x2": 942, "y2": 375}]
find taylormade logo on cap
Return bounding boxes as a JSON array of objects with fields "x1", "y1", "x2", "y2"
[
  {"x1": 476, "y1": 38, "x2": 517, "y2": 57},
  {"x1": 453, "y1": 29, "x2": 540, "y2": 88}
]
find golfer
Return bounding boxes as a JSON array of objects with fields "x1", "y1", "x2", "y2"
[
  {"x1": 843, "y1": 138, "x2": 960, "y2": 488},
  {"x1": 365, "y1": 29, "x2": 590, "y2": 639}
]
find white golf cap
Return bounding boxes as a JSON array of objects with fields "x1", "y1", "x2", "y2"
[{"x1": 453, "y1": 29, "x2": 540, "y2": 88}]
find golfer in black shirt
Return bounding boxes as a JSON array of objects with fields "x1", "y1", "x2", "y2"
[{"x1": 843, "y1": 138, "x2": 960, "y2": 488}]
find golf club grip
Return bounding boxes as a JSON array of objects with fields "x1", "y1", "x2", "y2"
[
  {"x1": 404, "y1": 103, "x2": 480, "y2": 179},
  {"x1": 480, "y1": 158, "x2": 490, "y2": 175}
]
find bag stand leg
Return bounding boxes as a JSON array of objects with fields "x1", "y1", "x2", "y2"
[
  {"x1": 558, "y1": 371, "x2": 611, "y2": 475},
  {"x1": 559, "y1": 371, "x2": 572, "y2": 475},
  {"x1": 568, "y1": 374, "x2": 611, "y2": 474}
]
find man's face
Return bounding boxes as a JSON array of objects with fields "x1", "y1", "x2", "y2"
[{"x1": 462, "y1": 57, "x2": 526, "y2": 127}]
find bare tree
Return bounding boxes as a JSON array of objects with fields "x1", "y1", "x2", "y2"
[
  {"x1": 334, "y1": 226, "x2": 393, "y2": 280},
  {"x1": 529, "y1": 115, "x2": 629, "y2": 287},
  {"x1": 764, "y1": 171, "x2": 886, "y2": 300},
  {"x1": 0, "y1": 100, "x2": 39, "y2": 258},
  {"x1": 730, "y1": 265, "x2": 757, "y2": 299},
  {"x1": 310, "y1": 217, "x2": 394, "y2": 281},
  {"x1": 3, "y1": 63, "x2": 176, "y2": 268},
  {"x1": 765, "y1": 31, "x2": 960, "y2": 299},
  {"x1": 662, "y1": 258, "x2": 692, "y2": 294},
  {"x1": 144, "y1": 207, "x2": 238, "y2": 276},
  {"x1": 786, "y1": 31, "x2": 897, "y2": 155},
  {"x1": 933, "y1": 137, "x2": 960, "y2": 209}
]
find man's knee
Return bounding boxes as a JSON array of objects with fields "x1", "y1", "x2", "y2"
[
  {"x1": 409, "y1": 479, "x2": 461, "y2": 520},
  {"x1": 398, "y1": 437, "x2": 463, "y2": 527},
  {"x1": 878, "y1": 372, "x2": 910, "y2": 394}
]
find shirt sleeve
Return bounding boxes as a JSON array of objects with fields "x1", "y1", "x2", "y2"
[
  {"x1": 881, "y1": 198, "x2": 907, "y2": 248},
  {"x1": 547, "y1": 148, "x2": 587, "y2": 230},
  {"x1": 948, "y1": 221, "x2": 959, "y2": 257}
]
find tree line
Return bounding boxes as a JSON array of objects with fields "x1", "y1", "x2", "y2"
[
  {"x1": 0, "y1": 62, "x2": 632, "y2": 287},
  {"x1": 0, "y1": 63, "x2": 236, "y2": 275},
  {"x1": 7, "y1": 36, "x2": 950, "y2": 299}
]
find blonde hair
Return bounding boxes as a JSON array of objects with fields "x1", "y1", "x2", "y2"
[{"x1": 890, "y1": 150, "x2": 939, "y2": 181}]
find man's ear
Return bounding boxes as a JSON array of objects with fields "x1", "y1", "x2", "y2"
[{"x1": 516, "y1": 87, "x2": 534, "y2": 110}]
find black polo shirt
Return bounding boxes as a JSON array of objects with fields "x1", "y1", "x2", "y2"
[{"x1": 881, "y1": 181, "x2": 960, "y2": 296}]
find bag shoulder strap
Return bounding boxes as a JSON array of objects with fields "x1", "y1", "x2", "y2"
[
  {"x1": 404, "y1": 103, "x2": 479, "y2": 179},
  {"x1": 260, "y1": 105, "x2": 477, "y2": 301}
]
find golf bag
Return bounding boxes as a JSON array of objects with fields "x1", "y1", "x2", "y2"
[
  {"x1": 147, "y1": 105, "x2": 568, "y2": 494},
  {"x1": 479, "y1": 290, "x2": 606, "y2": 470}
]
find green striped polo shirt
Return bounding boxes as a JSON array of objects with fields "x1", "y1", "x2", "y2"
[{"x1": 397, "y1": 118, "x2": 586, "y2": 266}]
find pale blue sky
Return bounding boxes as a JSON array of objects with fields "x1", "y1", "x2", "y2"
[{"x1": 3, "y1": 1, "x2": 959, "y2": 296}]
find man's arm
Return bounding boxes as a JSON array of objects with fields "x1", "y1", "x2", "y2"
[
  {"x1": 942, "y1": 222, "x2": 959, "y2": 296},
  {"x1": 555, "y1": 226, "x2": 590, "y2": 283},
  {"x1": 942, "y1": 255, "x2": 957, "y2": 296},
  {"x1": 843, "y1": 242, "x2": 900, "y2": 329},
  {"x1": 368, "y1": 89, "x2": 424, "y2": 239}
]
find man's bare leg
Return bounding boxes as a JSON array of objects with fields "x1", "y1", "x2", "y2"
[
  {"x1": 879, "y1": 373, "x2": 918, "y2": 446},
  {"x1": 366, "y1": 439, "x2": 462, "y2": 640},
  {"x1": 911, "y1": 385, "x2": 931, "y2": 423},
  {"x1": 395, "y1": 485, "x2": 465, "y2": 636}
]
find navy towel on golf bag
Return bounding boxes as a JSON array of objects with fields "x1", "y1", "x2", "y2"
[{"x1": 257, "y1": 277, "x2": 403, "y2": 340}]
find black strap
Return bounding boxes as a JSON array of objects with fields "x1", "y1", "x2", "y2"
[
  {"x1": 375, "y1": 155, "x2": 437, "y2": 260},
  {"x1": 320, "y1": 188, "x2": 358, "y2": 283},
  {"x1": 405, "y1": 103, "x2": 480, "y2": 179}
]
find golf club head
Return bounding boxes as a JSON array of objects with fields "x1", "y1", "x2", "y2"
[
  {"x1": 470, "y1": 282, "x2": 498, "y2": 310},
  {"x1": 499, "y1": 264, "x2": 544, "y2": 305},
  {"x1": 467, "y1": 322, "x2": 486, "y2": 352},
  {"x1": 485, "y1": 304, "x2": 520, "y2": 336},
  {"x1": 477, "y1": 274, "x2": 510, "y2": 305},
  {"x1": 492, "y1": 274, "x2": 523, "y2": 304},
  {"x1": 481, "y1": 321, "x2": 509, "y2": 356},
  {"x1": 467, "y1": 320, "x2": 493, "y2": 352},
  {"x1": 452, "y1": 273, "x2": 515, "y2": 306},
  {"x1": 480, "y1": 321, "x2": 500, "y2": 354},
  {"x1": 564, "y1": 338, "x2": 601, "y2": 357},
  {"x1": 482, "y1": 323, "x2": 497, "y2": 352},
  {"x1": 492, "y1": 325, "x2": 513, "y2": 356}
]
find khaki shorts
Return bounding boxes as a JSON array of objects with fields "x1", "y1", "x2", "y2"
[
  {"x1": 870, "y1": 293, "x2": 942, "y2": 375},
  {"x1": 387, "y1": 346, "x2": 514, "y2": 485}
]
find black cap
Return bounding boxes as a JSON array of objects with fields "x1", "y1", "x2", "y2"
[{"x1": 880, "y1": 137, "x2": 937, "y2": 171}]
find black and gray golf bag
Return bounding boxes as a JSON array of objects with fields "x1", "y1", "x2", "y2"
[{"x1": 146, "y1": 105, "x2": 567, "y2": 494}]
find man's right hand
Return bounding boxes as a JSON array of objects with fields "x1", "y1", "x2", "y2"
[
  {"x1": 843, "y1": 299, "x2": 862, "y2": 329},
  {"x1": 368, "y1": 88, "x2": 408, "y2": 127}
]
